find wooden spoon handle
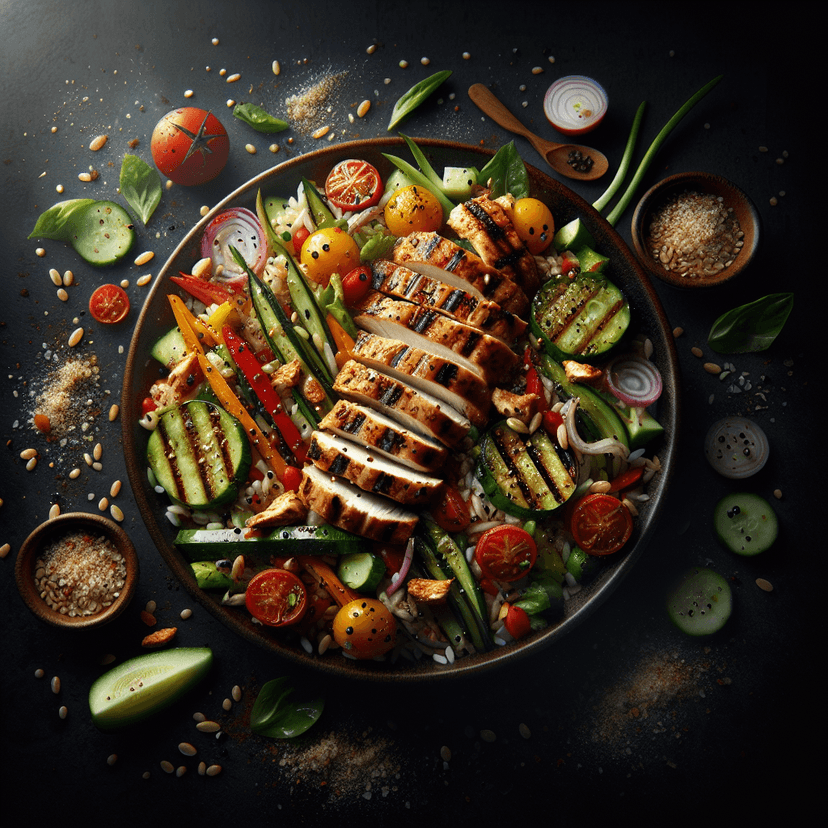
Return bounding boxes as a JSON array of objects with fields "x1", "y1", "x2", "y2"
[{"x1": 468, "y1": 83, "x2": 536, "y2": 139}]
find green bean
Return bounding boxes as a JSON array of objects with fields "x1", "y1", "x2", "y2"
[{"x1": 387, "y1": 70, "x2": 452, "y2": 131}]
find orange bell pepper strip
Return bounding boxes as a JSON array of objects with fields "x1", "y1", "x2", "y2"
[
  {"x1": 296, "y1": 556, "x2": 358, "y2": 608},
  {"x1": 168, "y1": 294, "x2": 288, "y2": 479},
  {"x1": 326, "y1": 313, "x2": 355, "y2": 371}
]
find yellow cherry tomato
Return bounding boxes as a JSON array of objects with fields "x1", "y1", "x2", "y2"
[
  {"x1": 300, "y1": 226, "x2": 360, "y2": 285},
  {"x1": 383, "y1": 184, "x2": 443, "y2": 237},
  {"x1": 509, "y1": 197, "x2": 555, "y2": 255},
  {"x1": 332, "y1": 598, "x2": 397, "y2": 659}
]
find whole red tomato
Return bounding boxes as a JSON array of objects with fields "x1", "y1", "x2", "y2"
[{"x1": 151, "y1": 108, "x2": 229, "y2": 185}]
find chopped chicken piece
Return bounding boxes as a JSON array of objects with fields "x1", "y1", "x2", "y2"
[
  {"x1": 269, "y1": 358, "x2": 303, "y2": 392},
  {"x1": 563, "y1": 360, "x2": 604, "y2": 386},
  {"x1": 407, "y1": 578, "x2": 454, "y2": 605},
  {"x1": 149, "y1": 351, "x2": 204, "y2": 408},
  {"x1": 245, "y1": 490, "x2": 308, "y2": 529},
  {"x1": 491, "y1": 387, "x2": 544, "y2": 423}
]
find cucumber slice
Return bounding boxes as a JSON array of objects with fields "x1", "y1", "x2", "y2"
[
  {"x1": 150, "y1": 326, "x2": 187, "y2": 368},
  {"x1": 68, "y1": 200, "x2": 135, "y2": 266},
  {"x1": 666, "y1": 567, "x2": 732, "y2": 636},
  {"x1": 713, "y1": 492, "x2": 778, "y2": 556},
  {"x1": 89, "y1": 647, "x2": 212, "y2": 731},
  {"x1": 442, "y1": 166, "x2": 478, "y2": 200},
  {"x1": 337, "y1": 551, "x2": 387, "y2": 592},
  {"x1": 553, "y1": 217, "x2": 596, "y2": 252}
]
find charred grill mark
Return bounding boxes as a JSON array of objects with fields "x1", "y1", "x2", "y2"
[
  {"x1": 340, "y1": 409, "x2": 366, "y2": 436},
  {"x1": 493, "y1": 250, "x2": 524, "y2": 271},
  {"x1": 434, "y1": 360, "x2": 459, "y2": 388},
  {"x1": 327, "y1": 452, "x2": 351, "y2": 477},
  {"x1": 388, "y1": 344, "x2": 410, "y2": 370},
  {"x1": 411, "y1": 308, "x2": 439, "y2": 334},
  {"x1": 445, "y1": 249, "x2": 465, "y2": 272},
  {"x1": 442, "y1": 288, "x2": 468, "y2": 313},
  {"x1": 378, "y1": 427, "x2": 403, "y2": 454},
  {"x1": 421, "y1": 233, "x2": 441, "y2": 260},
  {"x1": 378, "y1": 379, "x2": 404, "y2": 408},
  {"x1": 371, "y1": 472, "x2": 394, "y2": 495},
  {"x1": 465, "y1": 201, "x2": 506, "y2": 240},
  {"x1": 524, "y1": 437, "x2": 569, "y2": 505}
]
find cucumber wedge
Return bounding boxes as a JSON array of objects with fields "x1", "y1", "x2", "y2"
[
  {"x1": 337, "y1": 551, "x2": 387, "y2": 592},
  {"x1": 146, "y1": 400, "x2": 251, "y2": 510},
  {"x1": 68, "y1": 200, "x2": 135, "y2": 266},
  {"x1": 89, "y1": 648, "x2": 212, "y2": 731},
  {"x1": 531, "y1": 273, "x2": 630, "y2": 362},
  {"x1": 150, "y1": 326, "x2": 187, "y2": 368},
  {"x1": 476, "y1": 420, "x2": 577, "y2": 519}
]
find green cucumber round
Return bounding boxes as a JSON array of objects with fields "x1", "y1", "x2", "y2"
[
  {"x1": 337, "y1": 551, "x2": 387, "y2": 593},
  {"x1": 68, "y1": 200, "x2": 135, "y2": 266},
  {"x1": 89, "y1": 647, "x2": 212, "y2": 730},
  {"x1": 666, "y1": 567, "x2": 732, "y2": 636},
  {"x1": 713, "y1": 492, "x2": 778, "y2": 556}
]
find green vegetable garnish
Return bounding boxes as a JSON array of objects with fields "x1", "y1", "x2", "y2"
[
  {"x1": 233, "y1": 102, "x2": 289, "y2": 133},
  {"x1": 119, "y1": 154, "x2": 162, "y2": 225},
  {"x1": 249, "y1": 677, "x2": 324, "y2": 739},
  {"x1": 28, "y1": 198, "x2": 96, "y2": 241},
  {"x1": 387, "y1": 69, "x2": 452, "y2": 131},
  {"x1": 382, "y1": 152, "x2": 455, "y2": 218},
  {"x1": 478, "y1": 141, "x2": 530, "y2": 200},
  {"x1": 604, "y1": 75, "x2": 723, "y2": 227},
  {"x1": 707, "y1": 293, "x2": 794, "y2": 354},
  {"x1": 592, "y1": 101, "x2": 646, "y2": 215}
]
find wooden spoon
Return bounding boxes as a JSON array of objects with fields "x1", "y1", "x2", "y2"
[{"x1": 468, "y1": 83, "x2": 609, "y2": 182}]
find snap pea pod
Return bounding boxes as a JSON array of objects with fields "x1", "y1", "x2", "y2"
[
  {"x1": 382, "y1": 153, "x2": 456, "y2": 219},
  {"x1": 387, "y1": 69, "x2": 452, "y2": 131}
]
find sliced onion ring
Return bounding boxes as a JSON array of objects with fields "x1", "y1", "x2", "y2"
[
  {"x1": 201, "y1": 207, "x2": 268, "y2": 278},
  {"x1": 562, "y1": 398, "x2": 629, "y2": 459},
  {"x1": 605, "y1": 355, "x2": 663, "y2": 408},
  {"x1": 385, "y1": 537, "x2": 414, "y2": 597},
  {"x1": 704, "y1": 416, "x2": 769, "y2": 479}
]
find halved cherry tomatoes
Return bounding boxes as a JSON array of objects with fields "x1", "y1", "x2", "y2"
[
  {"x1": 245, "y1": 569, "x2": 308, "y2": 627},
  {"x1": 325, "y1": 160, "x2": 383, "y2": 211},
  {"x1": 89, "y1": 284, "x2": 130, "y2": 324},
  {"x1": 474, "y1": 525, "x2": 537, "y2": 582},
  {"x1": 430, "y1": 485, "x2": 472, "y2": 533},
  {"x1": 569, "y1": 493, "x2": 633, "y2": 556},
  {"x1": 503, "y1": 604, "x2": 532, "y2": 639},
  {"x1": 151, "y1": 108, "x2": 229, "y2": 186},
  {"x1": 341, "y1": 264, "x2": 372, "y2": 305}
]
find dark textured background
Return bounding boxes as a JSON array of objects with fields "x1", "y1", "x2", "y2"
[{"x1": 1, "y1": 1, "x2": 821, "y2": 822}]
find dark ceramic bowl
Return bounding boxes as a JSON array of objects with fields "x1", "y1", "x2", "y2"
[
  {"x1": 15, "y1": 512, "x2": 139, "y2": 629},
  {"x1": 630, "y1": 171, "x2": 761, "y2": 289},
  {"x1": 122, "y1": 138, "x2": 680, "y2": 681}
]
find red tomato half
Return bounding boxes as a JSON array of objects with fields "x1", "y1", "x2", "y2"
[
  {"x1": 570, "y1": 493, "x2": 633, "y2": 555},
  {"x1": 503, "y1": 604, "x2": 532, "y2": 639},
  {"x1": 431, "y1": 485, "x2": 472, "y2": 534},
  {"x1": 341, "y1": 265, "x2": 372, "y2": 305},
  {"x1": 151, "y1": 108, "x2": 229, "y2": 186},
  {"x1": 325, "y1": 160, "x2": 383, "y2": 211},
  {"x1": 245, "y1": 569, "x2": 308, "y2": 627},
  {"x1": 474, "y1": 525, "x2": 537, "y2": 582},
  {"x1": 89, "y1": 284, "x2": 130, "y2": 324}
]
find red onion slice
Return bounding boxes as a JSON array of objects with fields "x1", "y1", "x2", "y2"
[
  {"x1": 385, "y1": 537, "x2": 414, "y2": 597},
  {"x1": 201, "y1": 207, "x2": 268, "y2": 278},
  {"x1": 605, "y1": 355, "x2": 663, "y2": 408}
]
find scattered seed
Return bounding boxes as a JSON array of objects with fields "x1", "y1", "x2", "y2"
[
  {"x1": 49, "y1": 268, "x2": 62, "y2": 285},
  {"x1": 68, "y1": 327, "x2": 84, "y2": 347},
  {"x1": 211, "y1": 37, "x2": 219, "y2": 45},
  {"x1": 26, "y1": 457, "x2": 38, "y2": 471},
  {"x1": 232, "y1": 685, "x2": 242, "y2": 702},
  {"x1": 89, "y1": 134, "x2": 108, "y2": 151},
  {"x1": 0, "y1": 544, "x2": 11, "y2": 559},
  {"x1": 100, "y1": 653, "x2": 116, "y2": 665},
  {"x1": 63, "y1": 270, "x2": 74, "y2": 286},
  {"x1": 134, "y1": 250, "x2": 154, "y2": 266},
  {"x1": 206, "y1": 764, "x2": 222, "y2": 777},
  {"x1": 357, "y1": 100, "x2": 371, "y2": 118},
  {"x1": 227, "y1": 73, "x2": 241, "y2": 83},
  {"x1": 773, "y1": 488, "x2": 782, "y2": 499},
  {"x1": 69, "y1": 468, "x2": 81, "y2": 479},
  {"x1": 519, "y1": 722, "x2": 531, "y2": 739},
  {"x1": 109, "y1": 404, "x2": 120, "y2": 422},
  {"x1": 198, "y1": 761, "x2": 207, "y2": 776},
  {"x1": 20, "y1": 448, "x2": 38, "y2": 460},
  {"x1": 440, "y1": 745, "x2": 451, "y2": 762},
  {"x1": 272, "y1": 60, "x2": 281, "y2": 75},
  {"x1": 196, "y1": 720, "x2": 221, "y2": 733},
  {"x1": 506, "y1": 417, "x2": 529, "y2": 434},
  {"x1": 93, "y1": 442, "x2": 103, "y2": 461},
  {"x1": 184, "y1": 89, "x2": 194, "y2": 98},
  {"x1": 180, "y1": 608, "x2": 192, "y2": 620},
  {"x1": 672, "y1": 326, "x2": 684, "y2": 338},
  {"x1": 98, "y1": 497, "x2": 109, "y2": 512},
  {"x1": 222, "y1": 698, "x2": 232, "y2": 711},
  {"x1": 463, "y1": 51, "x2": 471, "y2": 59},
  {"x1": 421, "y1": 57, "x2": 430, "y2": 66},
  {"x1": 110, "y1": 504, "x2": 124, "y2": 522},
  {"x1": 312, "y1": 126, "x2": 330, "y2": 139},
  {"x1": 78, "y1": 172, "x2": 93, "y2": 182},
  {"x1": 35, "y1": 668, "x2": 45, "y2": 678},
  {"x1": 110, "y1": 480, "x2": 122, "y2": 498},
  {"x1": 226, "y1": 99, "x2": 235, "y2": 108},
  {"x1": 531, "y1": 66, "x2": 544, "y2": 74},
  {"x1": 136, "y1": 273, "x2": 153, "y2": 287},
  {"x1": 160, "y1": 760, "x2": 174, "y2": 774},
  {"x1": 755, "y1": 578, "x2": 773, "y2": 592},
  {"x1": 269, "y1": 144, "x2": 280, "y2": 153},
  {"x1": 589, "y1": 480, "x2": 612, "y2": 494},
  {"x1": 703, "y1": 362, "x2": 722, "y2": 374},
  {"x1": 106, "y1": 753, "x2": 118, "y2": 766},
  {"x1": 140, "y1": 610, "x2": 156, "y2": 626},
  {"x1": 59, "y1": 706, "x2": 68, "y2": 719},
  {"x1": 399, "y1": 60, "x2": 409, "y2": 68},
  {"x1": 36, "y1": 247, "x2": 46, "y2": 257},
  {"x1": 178, "y1": 742, "x2": 197, "y2": 756},
  {"x1": 57, "y1": 288, "x2": 69, "y2": 302},
  {"x1": 84, "y1": 453, "x2": 94, "y2": 467},
  {"x1": 480, "y1": 729, "x2": 497, "y2": 743},
  {"x1": 51, "y1": 676, "x2": 61, "y2": 694},
  {"x1": 690, "y1": 346, "x2": 704, "y2": 358},
  {"x1": 245, "y1": 143, "x2": 256, "y2": 154},
  {"x1": 92, "y1": 461, "x2": 103, "y2": 472},
  {"x1": 366, "y1": 44, "x2": 377, "y2": 54},
  {"x1": 49, "y1": 503, "x2": 61, "y2": 519},
  {"x1": 192, "y1": 711, "x2": 206, "y2": 722}
]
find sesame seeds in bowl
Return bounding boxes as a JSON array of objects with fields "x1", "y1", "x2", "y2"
[
  {"x1": 631, "y1": 172, "x2": 761, "y2": 289},
  {"x1": 15, "y1": 512, "x2": 139, "y2": 629}
]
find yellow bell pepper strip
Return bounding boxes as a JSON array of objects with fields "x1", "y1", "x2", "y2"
[
  {"x1": 168, "y1": 294, "x2": 288, "y2": 479},
  {"x1": 326, "y1": 313, "x2": 355, "y2": 371},
  {"x1": 222, "y1": 324, "x2": 308, "y2": 465}
]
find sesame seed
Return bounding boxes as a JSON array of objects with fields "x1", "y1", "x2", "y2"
[
  {"x1": 63, "y1": 270, "x2": 74, "y2": 286},
  {"x1": 110, "y1": 480, "x2": 122, "y2": 498},
  {"x1": 98, "y1": 497, "x2": 109, "y2": 512},
  {"x1": 26, "y1": 457, "x2": 38, "y2": 471},
  {"x1": 272, "y1": 60, "x2": 281, "y2": 75},
  {"x1": 93, "y1": 442, "x2": 103, "y2": 461},
  {"x1": 480, "y1": 729, "x2": 496, "y2": 743},
  {"x1": 178, "y1": 742, "x2": 197, "y2": 756},
  {"x1": 51, "y1": 676, "x2": 61, "y2": 694},
  {"x1": 312, "y1": 126, "x2": 330, "y2": 139},
  {"x1": 232, "y1": 685, "x2": 242, "y2": 702},
  {"x1": 59, "y1": 706, "x2": 69, "y2": 720},
  {"x1": 206, "y1": 765, "x2": 222, "y2": 777},
  {"x1": 222, "y1": 698, "x2": 232, "y2": 711},
  {"x1": 20, "y1": 448, "x2": 38, "y2": 460},
  {"x1": 69, "y1": 468, "x2": 81, "y2": 479},
  {"x1": 110, "y1": 504, "x2": 124, "y2": 522},
  {"x1": 160, "y1": 760, "x2": 174, "y2": 774},
  {"x1": 755, "y1": 578, "x2": 773, "y2": 592},
  {"x1": 180, "y1": 608, "x2": 192, "y2": 620},
  {"x1": 691, "y1": 346, "x2": 704, "y2": 358},
  {"x1": 703, "y1": 362, "x2": 722, "y2": 374},
  {"x1": 196, "y1": 720, "x2": 221, "y2": 733}
]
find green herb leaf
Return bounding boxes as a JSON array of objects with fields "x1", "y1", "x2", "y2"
[
  {"x1": 382, "y1": 153, "x2": 455, "y2": 219},
  {"x1": 250, "y1": 677, "x2": 324, "y2": 739},
  {"x1": 119, "y1": 154, "x2": 162, "y2": 225},
  {"x1": 478, "y1": 142, "x2": 530, "y2": 200},
  {"x1": 233, "y1": 103, "x2": 289, "y2": 133},
  {"x1": 707, "y1": 293, "x2": 794, "y2": 354},
  {"x1": 358, "y1": 230, "x2": 397, "y2": 263},
  {"x1": 28, "y1": 199, "x2": 96, "y2": 241},
  {"x1": 387, "y1": 70, "x2": 452, "y2": 132}
]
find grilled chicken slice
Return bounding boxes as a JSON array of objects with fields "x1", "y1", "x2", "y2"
[
  {"x1": 447, "y1": 195, "x2": 541, "y2": 296},
  {"x1": 368, "y1": 259, "x2": 526, "y2": 344},
  {"x1": 392, "y1": 232, "x2": 529, "y2": 317},
  {"x1": 307, "y1": 430, "x2": 443, "y2": 506},
  {"x1": 352, "y1": 292, "x2": 518, "y2": 386},
  {"x1": 350, "y1": 331, "x2": 490, "y2": 427},
  {"x1": 298, "y1": 464, "x2": 418, "y2": 545},
  {"x1": 333, "y1": 360, "x2": 470, "y2": 448},
  {"x1": 319, "y1": 399, "x2": 448, "y2": 473}
]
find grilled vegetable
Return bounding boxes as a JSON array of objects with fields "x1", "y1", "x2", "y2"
[{"x1": 147, "y1": 400, "x2": 251, "y2": 510}]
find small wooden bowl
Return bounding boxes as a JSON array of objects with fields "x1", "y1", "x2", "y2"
[
  {"x1": 15, "y1": 512, "x2": 139, "y2": 629},
  {"x1": 631, "y1": 172, "x2": 760, "y2": 288}
]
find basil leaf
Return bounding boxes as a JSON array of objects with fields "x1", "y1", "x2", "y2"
[
  {"x1": 358, "y1": 230, "x2": 397, "y2": 263},
  {"x1": 387, "y1": 69, "x2": 452, "y2": 132},
  {"x1": 119, "y1": 154, "x2": 162, "y2": 225},
  {"x1": 28, "y1": 199, "x2": 96, "y2": 241},
  {"x1": 250, "y1": 677, "x2": 324, "y2": 739},
  {"x1": 707, "y1": 293, "x2": 794, "y2": 354},
  {"x1": 478, "y1": 142, "x2": 530, "y2": 199},
  {"x1": 233, "y1": 103, "x2": 289, "y2": 133}
]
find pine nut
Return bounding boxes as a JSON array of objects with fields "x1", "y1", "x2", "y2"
[
  {"x1": 63, "y1": 270, "x2": 74, "y2": 286},
  {"x1": 272, "y1": 60, "x2": 280, "y2": 75},
  {"x1": 1, "y1": 544, "x2": 12, "y2": 559},
  {"x1": 227, "y1": 73, "x2": 241, "y2": 83},
  {"x1": 110, "y1": 504, "x2": 124, "y2": 522},
  {"x1": 232, "y1": 685, "x2": 242, "y2": 702},
  {"x1": 69, "y1": 468, "x2": 81, "y2": 479},
  {"x1": 134, "y1": 251, "x2": 154, "y2": 266},
  {"x1": 178, "y1": 742, "x2": 197, "y2": 756},
  {"x1": 136, "y1": 273, "x2": 153, "y2": 286},
  {"x1": 68, "y1": 327, "x2": 84, "y2": 347},
  {"x1": 59, "y1": 706, "x2": 68, "y2": 720},
  {"x1": 191, "y1": 257, "x2": 212, "y2": 278},
  {"x1": 160, "y1": 760, "x2": 174, "y2": 774},
  {"x1": 357, "y1": 100, "x2": 371, "y2": 117},
  {"x1": 57, "y1": 288, "x2": 68, "y2": 302},
  {"x1": 110, "y1": 480, "x2": 122, "y2": 498},
  {"x1": 49, "y1": 268, "x2": 62, "y2": 285},
  {"x1": 20, "y1": 448, "x2": 38, "y2": 460},
  {"x1": 49, "y1": 504, "x2": 61, "y2": 519},
  {"x1": 89, "y1": 134, "x2": 108, "y2": 151},
  {"x1": 98, "y1": 497, "x2": 109, "y2": 512},
  {"x1": 51, "y1": 676, "x2": 61, "y2": 693},
  {"x1": 78, "y1": 172, "x2": 93, "y2": 182},
  {"x1": 312, "y1": 126, "x2": 329, "y2": 139},
  {"x1": 108, "y1": 404, "x2": 120, "y2": 422},
  {"x1": 93, "y1": 442, "x2": 103, "y2": 461},
  {"x1": 196, "y1": 720, "x2": 221, "y2": 733},
  {"x1": 26, "y1": 457, "x2": 38, "y2": 471},
  {"x1": 703, "y1": 362, "x2": 722, "y2": 374},
  {"x1": 206, "y1": 764, "x2": 222, "y2": 777}
]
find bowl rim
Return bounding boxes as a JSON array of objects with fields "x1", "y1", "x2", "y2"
[
  {"x1": 121, "y1": 136, "x2": 681, "y2": 682},
  {"x1": 630, "y1": 170, "x2": 761, "y2": 289},
  {"x1": 14, "y1": 511, "x2": 139, "y2": 629}
]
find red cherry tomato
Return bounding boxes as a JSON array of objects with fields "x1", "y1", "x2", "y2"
[
  {"x1": 570, "y1": 493, "x2": 633, "y2": 555},
  {"x1": 503, "y1": 604, "x2": 532, "y2": 639},
  {"x1": 607, "y1": 466, "x2": 645, "y2": 493},
  {"x1": 151, "y1": 108, "x2": 229, "y2": 186},
  {"x1": 292, "y1": 225, "x2": 311, "y2": 256},
  {"x1": 245, "y1": 569, "x2": 308, "y2": 627},
  {"x1": 542, "y1": 410, "x2": 564, "y2": 434},
  {"x1": 430, "y1": 485, "x2": 472, "y2": 534},
  {"x1": 140, "y1": 396, "x2": 157, "y2": 416},
  {"x1": 324, "y1": 159, "x2": 383, "y2": 211},
  {"x1": 474, "y1": 525, "x2": 537, "y2": 582},
  {"x1": 89, "y1": 284, "x2": 130, "y2": 324},
  {"x1": 341, "y1": 265, "x2": 372, "y2": 305},
  {"x1": 281, "y1": 466, "x2": 303, "y2": 492}
]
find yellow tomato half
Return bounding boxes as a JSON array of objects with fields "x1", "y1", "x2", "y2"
[
  {"x1": 509, "y1": 197, "x2": 555, "y2": 255},
  {"x1": 383, "y1": 184, "x2": 443, "y2": 237},
  {"x1": 300, "y1": 226, "x2": 360, "y2": 285},
  {"x1": 332, "y1": 598, "x2": 397, "y2": 659}
]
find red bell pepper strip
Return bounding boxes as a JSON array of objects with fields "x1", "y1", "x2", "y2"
[
  {"x1": 222, "y1": 325, "x2": 307, "y2": 464},
  {"x1": 170, "y1": 273, "x2": 238, "y2": 306}
]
